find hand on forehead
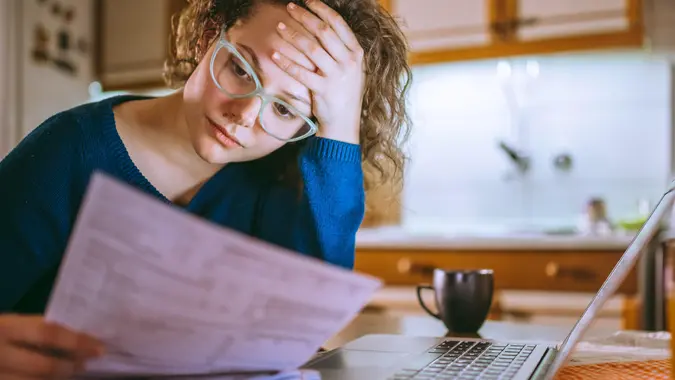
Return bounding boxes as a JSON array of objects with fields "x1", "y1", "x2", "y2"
[{"x1": 228, "y1": 3, "x2": 317, "y2": 73}]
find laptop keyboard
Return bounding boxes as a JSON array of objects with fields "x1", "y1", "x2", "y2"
[{"x1": 388, "y1": 340, "x2": 537, "y2": 380}]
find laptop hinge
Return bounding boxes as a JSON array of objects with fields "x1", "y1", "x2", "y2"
[{"x1": 529, "y1": 348, "x2": 558, "y2": 380}]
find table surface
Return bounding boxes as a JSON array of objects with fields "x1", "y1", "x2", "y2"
[
  {"x1": 356, "y1": 225, "x2": 635, "y2": 249},
  {"x1": 323, "y1": 312, "x2": 616, "y2": 350}
]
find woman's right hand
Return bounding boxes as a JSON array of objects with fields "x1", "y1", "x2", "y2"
[{"x1": 0, "y1": 314, "x2": 105, "y2": 379}]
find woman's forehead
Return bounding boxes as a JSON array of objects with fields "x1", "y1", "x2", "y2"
[
  {"x1": 228, "y1": 2, "x2": 310, "y2": 45},
  {"x1": 225, "y1": 3, "x2": 313, "y2": 102}
]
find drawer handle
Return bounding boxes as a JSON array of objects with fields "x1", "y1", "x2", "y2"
[
  {"x1": 397, "y1": 258, "x2": 435, "y2": 276},
  {"x1": 490, "y1": 17, "x2": 539, "y2": 39},
  {"x1": 545, "y1": 262, "x2": 597, "y2": 281}
]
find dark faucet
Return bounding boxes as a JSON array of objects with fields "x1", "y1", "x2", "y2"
[{"x1": 497, "y1": 140, "x2": 530, "y2": 174}]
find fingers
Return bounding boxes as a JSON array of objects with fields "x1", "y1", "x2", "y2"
[
  {"x1": 302, "y1": 0, "x2": 363, "y2": 53},
  {"x1": 0, "y1": 375, "x2": 33, "y2": 380},
  {"x1": 274, "y1": 38, "x2": 316, "y2": 72},
  {"x1": 0, "y1": 315, "x2": 104, "y2": 359},
  {"x1": 285, "y1": 2, "x2": 351, "y2": 63},
  {"x1": 0, "y1": 315, "x2": 105, "y2": 379},
  {"x1": 0, "y1": 341, "x2": 85, "y2": 379},
  {"x1": 277, "y1": 20, "x2": 337, "y2": 74},
  {"x1": 272, "y1": 51, "x2": 323, "y2": 92},
  {"x1": 0, "y1": 374, "x2": 57, "y2": 380}
]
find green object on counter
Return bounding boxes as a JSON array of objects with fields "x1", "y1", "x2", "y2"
[{"x1": 617, "y1": 217, "x2": 648, "y2": 231}]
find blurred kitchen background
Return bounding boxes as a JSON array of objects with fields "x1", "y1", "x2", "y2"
[{"x1": 3, "y1": 0, "x2": 675, "y2": 335}]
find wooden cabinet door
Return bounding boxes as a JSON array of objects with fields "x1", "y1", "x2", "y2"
[
  {"x1": 509, "y1": 0, "x2": 641, "y2": 41},
  {"x1": 97, "y1": 0, "x2": 186, "y2": 90},
  {"x1": 385, "y1": 0, "x2": 499, "y2": 64}
]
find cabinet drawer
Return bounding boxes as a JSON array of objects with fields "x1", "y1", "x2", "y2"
[{"x1": 354, "y1": 249, "x2": 637, "y2": 294}]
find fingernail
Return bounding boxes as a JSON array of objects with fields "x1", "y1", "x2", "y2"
[
  {"x1": 287, "y1": 2, "x2": 297, "y2": 10},
  {"x1": 272, "y1": 52, "x2": 281, "y2": 61},
  {"x1": 277, "y1": 22, "x2": 286, "y2": 30}
]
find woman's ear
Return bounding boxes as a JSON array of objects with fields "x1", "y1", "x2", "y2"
[{"x1": 203, "y1": 28, "x2": 219, "y2": 45}]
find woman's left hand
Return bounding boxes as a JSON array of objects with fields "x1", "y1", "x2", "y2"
[{"x1": 273, "y1": 0, "x2": 365, "y2": 144}]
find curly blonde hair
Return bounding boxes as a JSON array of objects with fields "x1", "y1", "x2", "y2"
[{"x1": 164, "y1": 0, "x2": 412, "y2": 193}]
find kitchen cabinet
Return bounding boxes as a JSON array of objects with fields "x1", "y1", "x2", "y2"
[
  {"x1": 354, "y1": 246, "x2": 641, "y2": 329},
  {"x1": 95, "y1": 0, "x2": 186, "y2": 90},
  {"x1": 355, "y1": 247, "x2": 637, "y2": 293},
  {"x1": 381, "y1": 0, "x2": 499, "y2": 63},
  {"x1": 94, "y1": 0, "x2": 663, "y2": 88},
  {"x1": 381, "y1": 0, "x2": 649, "y2": 65},
  {"x1": 510, "y1": 0, "x2": 637, "y2": 41}
]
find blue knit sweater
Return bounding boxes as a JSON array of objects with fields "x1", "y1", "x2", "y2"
[{"x1": 0, "y1": 95, "x2": 365, "y2": 313}]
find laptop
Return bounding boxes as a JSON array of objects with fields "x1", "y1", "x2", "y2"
[{"x1": 302, "y1": 182, "x2": 675, "y2": 380}]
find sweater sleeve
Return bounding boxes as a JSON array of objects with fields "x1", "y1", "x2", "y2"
[
  {"x1": 0, "y1": 112, "x2": 83, "y2": 311},
  {"x1": 254, "y1": 137, "x2": 365, "y2": 269}
]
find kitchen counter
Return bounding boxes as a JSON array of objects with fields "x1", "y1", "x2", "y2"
[{"x1": 356, "y1": 225, "x2": 636, "y2": 250}]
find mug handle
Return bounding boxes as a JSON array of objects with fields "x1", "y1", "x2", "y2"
[{"x1": 416, "y1": 284, "x2": 441, "y2": 320}]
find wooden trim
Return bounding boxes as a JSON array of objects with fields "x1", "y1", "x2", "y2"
[
  {"x1": 379, "y1": 0, "x2": 391, "y2": 13},
  {"x1": 627, "y1": 0, "x2": 641, "y2": 25},
  {"x1": 409, "y1": 28, "x2": 643, "y2": 66},
  {"x1": 622, "y1": 295, "x2": 641, "y2": 330},
  {"x1": 488, "y1": 0, "x2": 504, "y2": 42},
  {"x1": 504, "y1": 0, "x2": 518, "y2": 27},
  {"x1": 490, "y1": 0, "x2": 520, "y2": 45},
  {"x1": 504, "y1": 0, "x2": 518, "y2": 42},
  {"x1": 627, "y1": 0, "x2": 644, "y2": 36}
]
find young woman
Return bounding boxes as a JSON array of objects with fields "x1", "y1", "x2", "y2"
[{"x1": 0, "y1": 0, "x2": 411, "y2": 377}]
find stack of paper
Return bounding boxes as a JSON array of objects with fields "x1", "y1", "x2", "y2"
[
  {"x1": 565, "y1": 330, "x2": 671, "y2": 366},
  {"x1": 46, "y1": 172, "x2": 381, "y2": 378}
]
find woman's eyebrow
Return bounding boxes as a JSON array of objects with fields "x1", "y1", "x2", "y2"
[{"x1": 237, "y1": 43, "x2": 262, "y2": 73}]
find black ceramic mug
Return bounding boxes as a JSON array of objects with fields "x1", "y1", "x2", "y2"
[{"x1": 416, "y1": 269, "x2": 494, "y2": 333}]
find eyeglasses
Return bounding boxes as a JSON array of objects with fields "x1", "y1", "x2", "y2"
[{"x1": 209, "y1": 31, "x2": 318, "y2": 142}]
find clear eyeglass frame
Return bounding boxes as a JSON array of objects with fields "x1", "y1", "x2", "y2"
[{"x1": 209, "y1": 30, "x2": 318, "y2": 142}]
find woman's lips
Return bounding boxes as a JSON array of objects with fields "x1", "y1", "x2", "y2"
[{"x1": 207, "y1": 118, "x2": 243, "y2": 148}]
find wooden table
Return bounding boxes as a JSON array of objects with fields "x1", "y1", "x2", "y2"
[{"x1": 324, "y1": 311, "x2": 616, "y2": 350}]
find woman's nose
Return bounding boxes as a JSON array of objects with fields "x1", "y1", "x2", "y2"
[{"x1": 223, "y1": 97, "x2": 262, "y2": 128}]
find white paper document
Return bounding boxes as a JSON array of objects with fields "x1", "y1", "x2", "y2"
[{"x1": 45, "y1": 172, "x2": 382, "y2": 377}]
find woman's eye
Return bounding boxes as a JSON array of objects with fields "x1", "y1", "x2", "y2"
[
  {"x1": 275, "y1": 104, "x2": 289, "y2": 115},
  {"x1": 230, "y1": 60, "x2": 251, "y2": 80},
  {"x1": 274, "y1": 103, "x2": 295, "y2": 118}
]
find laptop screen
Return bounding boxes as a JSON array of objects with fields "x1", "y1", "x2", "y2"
[{"x1": 545, "y1": 182, "x2": 675, "y2": 377}]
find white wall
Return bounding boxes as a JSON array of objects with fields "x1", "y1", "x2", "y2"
[
  {"x1": 20, "y1": 0, "x2": 94, "y2": 137},
  {"x1": 403, "y1": 52, "x2": 672, "y2": 230}
]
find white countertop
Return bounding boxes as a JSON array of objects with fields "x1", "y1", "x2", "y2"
[{"x1": 356, "y1": 225, "x2": 637, "y2": 250}]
